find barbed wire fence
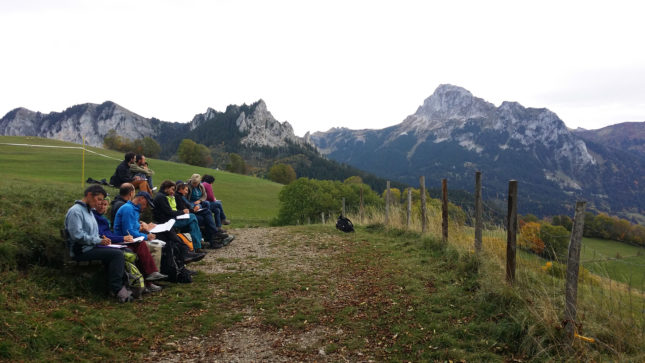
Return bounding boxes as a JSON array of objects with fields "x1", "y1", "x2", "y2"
[{"x1": 310, "y1": 172, "x2": 645, "y2": 351}]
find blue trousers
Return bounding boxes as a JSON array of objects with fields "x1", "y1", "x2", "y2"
[
  {"x1": 207, "y1": 201, "x2": 227, "y2": 228},
  {"x1": 194, "y1": 209, "x2": 218, "y2": 246},
  {"x1": 74, "y1": 246, "x2": 125, "y2": 294},
  {"x1": 174, "y1": 214, "x2": 203, "y2": 249}
]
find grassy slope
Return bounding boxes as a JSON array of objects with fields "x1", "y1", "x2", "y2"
[
  {"x1": 0, "y1": 136, "x2": 282, "y2": 226},
  {"x1": 581, "y1": 237, "x2": 645, "y2": 286},
  {"x1": 1, "y1": 136, "x2": 643, "y2": 361}
]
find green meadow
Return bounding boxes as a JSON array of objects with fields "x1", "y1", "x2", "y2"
[
  {"x1": 581, "y1": 237, "x2": 645, "y2": 286},
  {"x1": 0, "y1": 135, "x2": 282, "y2": 226},
  {"x1": 0, "y1": 136, "x2": 643, "y2": 361}
]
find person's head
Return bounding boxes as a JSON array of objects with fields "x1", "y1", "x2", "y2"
[
  {"x1": 132, "y1": 191, "x2": 155, "y2": 210},
  {"x1": 202, "y1": 174, "x2": 215, "y2": 184},
  {"x1": 176, "y1": 182, "x2": 188, "y2": 196},
  {"x1": 160, "y1": 180, "x2": 176, "y2": 196},
  {"x1": 95, "y1": 199, "x2": 109, "y2": 215},
  {"x1": 124, "y1": 152, "x2": 136, "y2": 163},
  {"x1": 119, "y1": 183, "x2": 136, "y2": 200},
  {"x1": 83, "y1": 185, "x2": 107, "y2": 209},
  {"x1": 189, "y1": 173, "x2": 201, "y2": 187},
  {"x1": 135, "y1": 154, "x2": 146, "y2": 166}
]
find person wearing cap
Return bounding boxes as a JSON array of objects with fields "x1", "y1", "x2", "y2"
[
  {"x1": 113, "y1": 191, "x2": 157, "y2": 243},
  {"x1": 64, "y1": 185, "x2": 131, "y2": 303},
  {"x1": 93, "y1": 199, "x2": 166, "y2": 293}
]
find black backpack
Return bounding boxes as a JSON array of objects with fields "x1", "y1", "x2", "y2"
[
  {"x1": 336, "y1": 215, "x2": 354, "y2": 233},
  {"x1": 160, "y1": 241, "x2": 192, "y2": 283}
]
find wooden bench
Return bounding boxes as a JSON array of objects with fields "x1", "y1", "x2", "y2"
[{"x1": 60, "y1": 229, "x2": 103, "y2": 267}]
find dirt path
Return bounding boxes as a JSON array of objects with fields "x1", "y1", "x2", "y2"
[{"x1": 147, "y1": 227, "x2": 357, "y2": 363}]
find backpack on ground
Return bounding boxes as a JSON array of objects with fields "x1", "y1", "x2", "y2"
[
  {"x1": 336, "y1": 215, "x2": 354, "y2": 233},
  {"x1": 160, "y1": 241, "x2": 192, "y2": 283},
  {"x1": 176, "y1": 232, "x2": 194, "y2": 252},
  {"x1": 123, "y1": 251, "x2": 145, "y2": 297}
]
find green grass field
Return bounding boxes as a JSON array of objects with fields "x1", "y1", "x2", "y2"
[
  {"x1": 1, "y1": 136, "x2": 643, "y2": 361},
  {"x1": 0, "y1": 135, "x2": 282, "y2": 226},
  {"x1": 581, "y1": 237, "x2": 645, "y2": 286}
]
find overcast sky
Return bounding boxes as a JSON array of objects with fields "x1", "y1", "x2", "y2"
[{"x1": 1, "y1": 0, "x2": 644, "y2": 136}]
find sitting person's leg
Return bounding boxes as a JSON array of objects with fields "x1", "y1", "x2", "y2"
[
  {"x1": 75, "y1": 247, "x2": 125, "y2": 295},
  {"x1": 212, "y1": 200, "x2": 229, "y2": 225},
  {"x1": 175, "y1": 215, "x2": 203, "y2": 249},
  {"x1": 196, "y1": 211, "x2": 220, "y2": 247},
  {"x1": 128, "y1": 242, "x2": 160, "y2": 277}
]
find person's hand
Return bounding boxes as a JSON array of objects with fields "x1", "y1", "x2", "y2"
[
  {"x1": 195, "y1": 200, "x2": 201, "y2": 204},
  {"x1": 123, "y1": 235, "x2": 134, "y2": 243},
  {"x1": 139, "y1": 222, "x2": 148, "y2": 231},
  {"x1": 147, "y1": 233, "x2": 156, "y2": 241},
  {"x1": 193, "y1": 206, "x2": 200, "y2": 212},
  {"x1": 148, "y1": 223, "x2": 156, "y2": 229},
  {"x1": 100, "y1": 236, "x2": 111, "y2": 245},
  {"x1": 183, "y1": 209, "x2": 189, "y2": 214}
]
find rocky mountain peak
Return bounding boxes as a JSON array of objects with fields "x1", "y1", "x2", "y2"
[{"x1": 235, "y1": 99, "x2": 303, "y2": 148}]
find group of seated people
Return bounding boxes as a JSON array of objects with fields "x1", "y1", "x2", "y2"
[{"x1": 64, "y1": 153, "x2": 235, "y2": 303}]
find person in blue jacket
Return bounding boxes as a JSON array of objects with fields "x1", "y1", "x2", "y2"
[
  {"x1": 64, "y1": 185, "x2": 131, "y2": 303},
  {"x1": 93, "y1": 199, "x2": 166, "y2": 293},
  {"x1": 113, "y1": 191, "x2": 157, "y2": 242}
]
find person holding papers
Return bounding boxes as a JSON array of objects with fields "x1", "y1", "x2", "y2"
[
  {"x1": 94, "y1": 199, "x2": 166, "y2": 292},
  {"x1": 152, "y1": 180, "x2": 205, "y2": 251},
  {"x1": 176, "y1": 181, "x2": 232, "y2": 249},
  {"x1": 64, "y1": 185, "x2": 130, "y2": 303}
]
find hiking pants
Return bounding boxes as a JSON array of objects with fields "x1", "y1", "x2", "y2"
[
  {"x1": 174, "y1": 214, "x2": 203, "y2": 249},
  {"x1": 207, "y1": 201, "x2": 227, "y2": 228},
  {"x1": 195, "y1": 210, "x2": 217, "y2": 245},
  {"x1": 75, "y1": 247, "x2": 125, "y2": 294},
  {"x1": 128, "y1": 241, "x2": 158, "y2": 276}
]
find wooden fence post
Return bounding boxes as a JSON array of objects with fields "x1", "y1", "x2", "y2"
[
  {"x1": 407, "y1": 188, "x2": 412, "y2": 228},
  {"x1": 342, "y1": 197, "x2": 346, "y2": 217},
  {"x1": 360, "y1": 186, "x2": 364, "y2": 224},
  {"x1": 385, "y1": 181, "x2": 390, "y2": 225},
  {"x1": 321, "y1": 212, "x2": 325, "y2": 225},
  {"x1": 506, "y1": 180, "x2": 518, "y2": 284},
  {"x1": 474, "y1": 171, "x2": 482, "y2": 253},
  {"x1": 442, "y1": 179, "x2": 448, "y2": 245},
  {"x1": 564, "y1": 201, "x2": 587, "y2": 342},
  {"x1": 420, "y1": 176, "x2": 427, "y2": 233}
]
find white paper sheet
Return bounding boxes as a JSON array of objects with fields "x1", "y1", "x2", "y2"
[{"x1": 149, "y1": 219, "x2": 176, "y2": 233}]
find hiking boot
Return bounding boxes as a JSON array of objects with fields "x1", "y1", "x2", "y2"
[
  {"x1": 214, "y1": 231, "x2": 229, "y2": 240},
  {"x1": 184, "y1": 252, "x2": 205, "y2": 264},
  {"x1": 113, "y1": 286, "x2": 133, "y2": 303},
  {"x1": 145, "y1": 271, "x2": 167, "y2": 282},
  {"x1": 222, "y1": 219, "x2": 231, "y2": 225},
  {"x1": 144, "y1": 283, "x2": 163, "y2": 294},
  {"x1": 221, "y1": 235, "x2": 235, "y2": 246},
  {"x1": 186, "y1": 269, "x2": 198, "y2": 276},
  {"x1": 209, "y1": 241, "x2": 224, "y2": 249},
  {"x1": 131, "y1": 286, "x2": 144, "y2": 299},
  {"x1": 195, "y1": 248, "x2": 208, "y2": 254}
]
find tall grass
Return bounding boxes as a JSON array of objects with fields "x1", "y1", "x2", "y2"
[{"x1": 336, "y1": 203, "x2": 645, "y2": 360}]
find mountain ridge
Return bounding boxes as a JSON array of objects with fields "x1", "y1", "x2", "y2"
[{"x1": 310, "y1": 85, "x2": 644, "y2": 221}]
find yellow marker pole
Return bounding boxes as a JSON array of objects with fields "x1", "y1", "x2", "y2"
[{"x1": 82, "y1": 136, "x2": 85, "y2": 189}]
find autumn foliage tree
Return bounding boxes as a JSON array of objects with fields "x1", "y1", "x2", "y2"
[{"x1": 520, "y1": 221, "x2": 545, "y2": 254}]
